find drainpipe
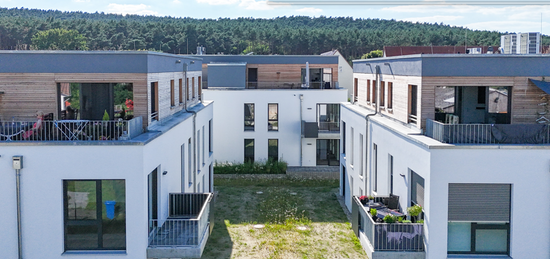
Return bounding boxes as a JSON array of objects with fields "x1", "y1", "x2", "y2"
[
  {"x1": 13, "y1": 156, "x2": 23, "y2": 259},
  {"x1": 365, "y1": 65, "x2": 380, "y2": 194},
  {"x1": 183, "y1": 63, "x2": 198, "y2": 193},
  {"x1": 299, "y1": 94, "x2": 304, "y2": 166}
]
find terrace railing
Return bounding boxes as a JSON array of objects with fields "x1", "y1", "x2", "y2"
[
  {"x1": 0, "y1": 117, "x2": 143, "y2": 142},
  {"x1": 425, "y1": 119, "x2": 550, "y2": 144},
  {"x1": 354, "y1": 197, "x2": 424, "y2": 252},
  {"x1": 246, "y1": 81, "x2": 337, "y2": 90},
  {"x1": 148, "y1": 193, "x2": 212, "y2": 247},
  {"x1": 318, "y1": 121, "x2": 340, "y2": 132}
]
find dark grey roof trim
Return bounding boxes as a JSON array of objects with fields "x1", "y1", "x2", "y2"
[
  {"x1": 0, "y1": 51, "x2": 202, "y2": 73},
  {"x1": 191, "y1": 54, "x2": 338, "y2": 65}
]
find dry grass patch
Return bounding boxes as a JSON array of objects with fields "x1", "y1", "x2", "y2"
[{"x1": 202, "y1": 177, "x2": 366, "y2": 259}]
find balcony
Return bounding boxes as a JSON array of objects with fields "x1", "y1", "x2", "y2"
[
  {"x1": 352, "y1": 196, "x2": 425, "y2": 259},
  {"x1": 246, "y1": 81, "x2": 337, "y2": 89},
  {"x1": 425, "y1": 119, "x2": 550, "y2": 144},
  {"x1": 0, "y1": 117, "x2": 143, "y2": 142},
  {"x1": 147, "y1": 193, "x2": 213, "y2": 259}
]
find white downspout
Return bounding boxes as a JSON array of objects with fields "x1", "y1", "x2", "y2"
[{"x1": 299, "y1": 94, "x2": 304, "y2": 166}]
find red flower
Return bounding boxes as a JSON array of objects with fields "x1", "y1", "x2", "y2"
[{"x1": 125, "y1": 99, "x2": 134, "y2": 110}]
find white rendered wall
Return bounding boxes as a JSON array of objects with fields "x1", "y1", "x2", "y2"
[
  {"x1": 0, "y1": 104, "x2": 213, "y2": 259},
  {"x1": 337, "y1": 54, "x2": 353, "y2": 102},
  {"x1": 204, "y1": 89, "x2": 346, "y2": 166}
]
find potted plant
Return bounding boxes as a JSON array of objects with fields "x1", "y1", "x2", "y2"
[
  {"x1": 407, "y1": 204, "x2": 422, "y2": 223},
  {"x1": 370, "y1": 208, "x2": 377, "y2": 220},
  {"x1": 359, "y1": 195, "x2": 369, "y2": 205},
  {"x1": 383, "y1": 214, "x2": 397, "y2": 223}
]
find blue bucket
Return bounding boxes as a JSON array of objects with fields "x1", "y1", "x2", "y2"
[{"x1": 104, "y1": 201, "x2": 116, "y2": 220}]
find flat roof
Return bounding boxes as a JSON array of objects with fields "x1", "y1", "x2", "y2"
[
  {"x1": 191, "y1": 54, "x2": 338, "y2": 65},
  {"x1": 353, "y1": 54, "x2": 550, "y2": 77},
  {"x1": 0, "y1": 51, "x2": 202, "y2": 73}
]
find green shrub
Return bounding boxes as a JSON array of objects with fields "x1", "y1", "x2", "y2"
[
  {"x1": 417, "y1": 219, "x2": 424, "y2": 224},
  {"x1": 214, "y1": 159, "x2": 287, "y2": 174},
  {"x1": 370, "y1": 208, "x2": 377, "y2": 218},
  {"x1": 402, "y1": 220, "x2": 412, "y2": 223},
  {"x1": 407, "y1": 204, "x2": 422, "y2": 217},
  {"x1": 383, "y1": 214, "x2": 397, "y2": 223}
]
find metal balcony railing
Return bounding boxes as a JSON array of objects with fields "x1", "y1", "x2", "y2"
[
  {"x1": 0, "y1": 117, "x2": 143, "y2": 142},
  {"x1": 354, "y1": 197, "x2": 424, "y2": 252},
  {"x1": 318, "y1": 121, "x2": 340, "y2": 132},
  {"x1": 148, "y1": 193, "x2": 213, "y2": 247},
  {"x1": 246, "y1": 81, "x2": 337, "y2": 89}
]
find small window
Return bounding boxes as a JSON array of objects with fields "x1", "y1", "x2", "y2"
[
  {"x1": 192, "y1": 77, "x2": 195, "y2": 99},
  {"x1": 198, "y1": 76, "x2": 202, "y2": 101},
  {"x1": 170, "y1": 79, "x2": 175, "y2": 107},
  {"x1": 244, "y1": 104, "x2": 255, "y2": 131},
  {"x1": 268, "y1": 139, "x2": 278, "y2": 161},
  {"x1": 388, "y1": 82, "x2": 393, "y2": 109},
  {"x1": 373, "y1": 143, "x2": 378, "y2": 192},
  {"x1": 186, "y1": 78, "x2": 190, "y2": 101},
  {"x1": 372, "y1": 80, "x2": 377, "y2": 105},
  {"x1": 64, "y1": 180, "x2": 126, "y2": 251},
  {"x1": 197, "y1": 129, "x2": 200, "y2": 172},
  {"x1": 359, "y1": 134, "x2": 363, "y2": 177},
  {"x1": 350, "y1": 127, "x2": 354, "y2": 166},
  {"x1": 188, "y1": 138, "x2": 192, "y2": 186},
  {"x1": 353, "y1": 78, "x2": 358, "y2": 102},
  {"x1": 380, "y1": 81, "x2": 385, "y2": 107},
  {"x1": 342, "y1": 121, "x2": 346, "y2": 154},
  {"x1": 367, "y1": 80, "x2": 371, "y2": 103},
  {"x1": 209, "y1": 119, "x2": 213, "y2": 152},
  {"x1": 202, "y1": 125, "x2": 205, "y2": 165},
  {"x1": 268, "y1": 103, "x2": 278, "y2": 131},
  {"x1": 244, "y1": 139, "x2": 254, "y2": 163}
]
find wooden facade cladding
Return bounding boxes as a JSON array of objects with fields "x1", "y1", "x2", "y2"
[
  {"x1": 353, "y1": 73, "x2": 422, "y2": 128},
  {"x1": 202, "y1": 63, "x2": 339, "y2": 89},
  {"x1": 0, "y1": 73, "x2": 148, "y2": 123}
]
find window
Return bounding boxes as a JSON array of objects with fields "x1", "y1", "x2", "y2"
[
  {"x1": 186, "y1": 78, "x2": 190, "y2": 101},
  {"x1": 209, "y1": 119, "x2": 213, "y2": 153},
  {"x1": 388, "y1": 82, "x2": 393, "y2": 109},
  {"x1": 367, "y1": 80, "x2": 371, "y2": 103},
  {"x1": 389, "y1": 155, "x2": 393, "y2": 194},
  {"x1": 179, "y1": 79, "x2": 183, "y2": 104},
  {"x1": 373, "y1": 143, "x2": 378, "y2": 192},
  {"x1": 448, "y1": 184, "x2": 511, "y2": 255},
  {"x1": 170, "y1": 79, "x2": 175, "y2": 107},
  {"x1": 244, "y1": 104, "x2": 255, "y2": 131},
  {"x1": 353, "y1": 78, "x2": 358, "y2": 102},
  {"x1": 244, "y1": 139, "x2": 254, "y2": 163},
  {"x1": 380, "y1": 81, "x2": 385, "y2": 107},
  {"x1": 410, "y1": 170, "x2": 424, "y2": 206},
  {"x1": 268, "y1": 103, "x2": 278, "y2": 131},
  {"x1": 342, "y1": 121, "x2": 346, "y2": 154},
  {"x1": 150, "y1": 82, "x2": 159, "y2": 121},
  {"x1": 268, "y1": 139, "x2": 278, "y2": 161},
  {"x1": 350, "y1": 127, "x2": 354, "y2": 166},
  {"x1": 192, "y1": 77, "x2": 195, "y2": 99},
  {"x1": 197, "y1": 129, "x2": 200, "y2": 171},
  {"x1": 202, "y1": 126, "x2": 205, "y2": 165},
  {"x1": 317, "y1": 104, "x2": 340, "y2": 132},
  {"x1": 359, "y1": 134, "x2": 364, "y2": 177},
  {"x1": 188, "y1": 138, "x2": 192, "y2": 186},
  {"x1": 408, "y1": 84, "x2": 418, "y2": 124},
  {"x1": 64, "y1": 180, "x2": 126, "y2": 251},
  {"x1": 181, "y1": 144, "x2": 185, "y2": 190}
]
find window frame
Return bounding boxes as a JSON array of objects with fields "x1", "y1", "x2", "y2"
[
  {"x1": 244, "y1": 139, "x2": 254, "y2": 163},
  {"x1": 244, "y1": 103, "x2": 255, "y2": 131},
  {"x1": 268, "y1": 139, "x2": 278, "y2": 162},
  {"x1": 268, "y1": 103, "x2": 278, "y2": 131}
]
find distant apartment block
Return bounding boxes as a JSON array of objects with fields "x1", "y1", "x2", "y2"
[{"x1": 501, "y1": 32, "x2": 540, "y2": 54}]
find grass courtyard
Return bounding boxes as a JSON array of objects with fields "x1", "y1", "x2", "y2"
[{"x1": 201, "y1": 177, "x2": 367, "y2": 259}]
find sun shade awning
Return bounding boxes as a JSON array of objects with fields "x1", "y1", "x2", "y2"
[{"x1": 529, "y1": 79, "x2": 550, "y2": 95}]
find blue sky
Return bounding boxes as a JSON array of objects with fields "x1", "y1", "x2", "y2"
[{"x1": 1, "y1": 0, "x2": 549, "y2": 35}]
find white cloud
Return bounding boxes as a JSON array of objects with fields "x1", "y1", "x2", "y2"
[
  {"x1": 197, "y1": 0, "x2": 239, "y2": 5},
  {"x1": 400, "y1": 15, "x2": 463, "y2": 24},
  {"x1": 107, "y1": 4, "x2": 159, "y2": 16},
  {"x1": 382, "y1": 5, "x2": 476, "y2": 14},
  {"x1": 296, "y1": 7, "x2": 322, "y2": 15},
  {"x1": 239, "y1": 0, "x2": 273, "y2": 10}
]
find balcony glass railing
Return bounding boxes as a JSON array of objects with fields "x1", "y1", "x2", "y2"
[{"x1": 246, "y1": 81, "x2": 337, "y2": 89}]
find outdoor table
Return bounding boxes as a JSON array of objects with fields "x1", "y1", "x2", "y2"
[{"x1": 376, "y1": 207, "x2": 405, "y2": 219}]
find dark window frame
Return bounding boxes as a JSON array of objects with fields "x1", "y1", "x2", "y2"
[
  {"x1": 448, "y1": 222, "x2": 510, "y2": 255},
  {"x1": 244, "y1": 103, "x2": 255, "y2": 131},
  {"x1": 268, "y1": 103, "x2": 278, "y2": 131},
  {"x1": 268, "y1": 139, "x2": 278, "y2": 161},
  {"x1": 244, "y1": 139, "x2": 254, "y2": 163}
]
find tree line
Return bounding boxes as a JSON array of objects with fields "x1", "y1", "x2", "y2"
[{"x1": 1, "y1": 7, "x2": 547, "y2": 60}]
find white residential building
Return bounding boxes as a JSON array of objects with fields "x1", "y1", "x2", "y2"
[
  {"x1": 342, "y1": 54, "x2": 550, "y2": 259},
  {"x1": 198, "y1": 55, "x2": 347, "y2": 167},
  {"x1": 0, "y1": 51, "x2": 214, "y2": 259}
]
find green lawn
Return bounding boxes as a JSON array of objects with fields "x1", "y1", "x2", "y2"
[{"x1": 202, "y1": 177, "x2": 367, "y2": 259}]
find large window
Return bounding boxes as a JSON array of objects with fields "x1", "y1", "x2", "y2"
[
  {"x1": 448, "y1": 184, "x2": 511, "y2": 255},
  {"x1": 64, "y1": 180, "x2": 126, "y2": 251},
  {"x1": 268, "y1": 103, "x2": 278, "y2": 131},
  {"x1": 387, "y1": 82, "x2": 393, "y2": 109},
  {"x1": 317, "y1": 104, "x2": 340, "y2": 132},
  {"x1": 244, "y1": 139, "x2": 254, "y2": 163},
  {"x1": 373, "y1": 143, "x2": 377, "y2": 192},
  {"x1": 380, "y1": 81, "x2": 385, "y2": 107},
  {"x1": 244, "y1": 104, "x2": 255, "y2": 131},
  {"x1": 268, "y1": 139, "x2": 278, "y2": 161}
]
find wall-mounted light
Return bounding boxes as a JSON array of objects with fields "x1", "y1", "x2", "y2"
[
  {"x1": 163, "y1": 171, "x2": 168, "y2": 175},
  {"x1": 175, "y1": 60, "x2": 181, "y2": 64},
  {"x1": 190, "y1": 61, "x2": 195, "y2": 64},
  {"x1": 399, "y1": 173, "x2": 406, "y2": 177}
]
